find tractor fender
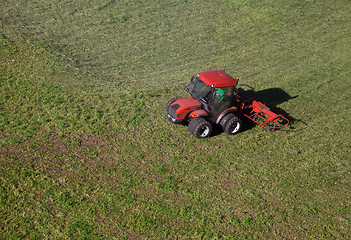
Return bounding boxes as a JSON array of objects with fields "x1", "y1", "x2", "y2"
[
  {"x1": 216, "y1": 107, "x2": 238, "y2": 124},
  {"x1": 190, "y1": 110, "x2": 210, "y2": 118}
]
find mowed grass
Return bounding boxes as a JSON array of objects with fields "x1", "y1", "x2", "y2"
[{"x1": 1, "y1": 0, "x2": 351, "y2": 239}]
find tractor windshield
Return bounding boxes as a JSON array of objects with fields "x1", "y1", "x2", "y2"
[{"x1": 185, "y1": 77, "x2": 212, "y2": 101}]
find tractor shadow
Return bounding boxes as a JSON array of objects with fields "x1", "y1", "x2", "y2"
[
  {"x1": 245, "y1": 87, "x2": 298, "y2": 107},
  {"x1": 211, "y1": 87, "x2": 300, "y2": 137}
]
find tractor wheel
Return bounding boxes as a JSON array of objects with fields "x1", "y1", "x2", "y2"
[
  {"x1": 220, "y1": 113, "x2": 242, "y2": 135},
  {"x1": 188, "y1": 118, "x2": 212, "y2": 139},
  {"x1": 166, "y1": 98, "x2": 178, "y2": 113}
]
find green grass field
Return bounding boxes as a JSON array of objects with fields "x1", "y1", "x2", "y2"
[{"x1": 1, "y1": 0, "x2": 350, "y2": 238}]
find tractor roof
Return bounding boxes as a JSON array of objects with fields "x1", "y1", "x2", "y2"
[{"x1": 198, "y1": 70, "x2": 238, "y2": 88}]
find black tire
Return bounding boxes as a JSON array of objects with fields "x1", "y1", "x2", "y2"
[
  {"x1": 220, "y1": 113, "x2": 242, "y2": 135},
  {"x1": 220, "y1": 113, "x2": 235, "y2": 128},
  {"x1": 188, "y1": 118, "x2": 212, "y2": 138},
  {"x1": 166, "y1": 98, "x2": 178, "y2": 113},
  {"x1": 187, "y1": 117, "x2": 197, "y2": 133}
]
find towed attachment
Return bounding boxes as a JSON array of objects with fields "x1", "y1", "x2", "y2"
[{"x1": 244, "y1": 101, "x2": 289, "y2": 130}]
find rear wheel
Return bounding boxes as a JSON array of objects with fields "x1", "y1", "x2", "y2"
[
  {"x1": 188, "y1": 118, "x2": 212, "y2": 138},
  {"x1": 220, "y1": 113, "x2": 242, "y2": 135}
]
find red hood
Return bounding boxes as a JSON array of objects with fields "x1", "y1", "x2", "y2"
[{"x1": 173, "y1": 98, "x2": 201, "y2": 109}]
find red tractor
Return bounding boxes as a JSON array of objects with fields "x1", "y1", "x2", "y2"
[{"x1": 166, "y1": 70, "x2": 289, "y2": 138}]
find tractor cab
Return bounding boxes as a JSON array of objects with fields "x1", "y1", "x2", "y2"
[
  {"x1": 184, "y1": 70, "x2": 239, "y2": 118},
  {"x1": 184, "y1": 76, "x2": 212, "y2": 104}
]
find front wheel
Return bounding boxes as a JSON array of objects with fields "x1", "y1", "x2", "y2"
[
  {"x1": 220, "y1": 113, "x2": 242, "y2": 135},
  {"x1": 188, "y1": 118, "x2": 212, "y2": 139}
]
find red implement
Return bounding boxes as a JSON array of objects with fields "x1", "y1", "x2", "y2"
[{"x1": 244, "y1": 101, "x2": 289, "y2": 130}]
